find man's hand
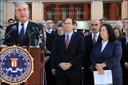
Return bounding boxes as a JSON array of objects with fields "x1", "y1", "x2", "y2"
[
  {"x1": 124, "y1": 62, "x2": 128, "y2": 69},
  {"x1": 51, "y1": 69, "x2": 56, "y2": 75},
  {"x1": 44, "y1": 56, "x2": 50, "y2": 63},
  {"x1": 89, "y1": 66, "x2": 94, "y2": 72},
  {"x1": 59, "y1": 62, "x2": 72, "y2": 70}
]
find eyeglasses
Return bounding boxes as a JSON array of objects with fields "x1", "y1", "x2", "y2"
[
  {"x1": 48, "y1": 22, "x2": 52, "y2": 24},
  {"x1": 91, "y1": 24, "x2": 98, "y2": 26},
  {"x1": 123, "y1": 22, "x2": 128, "y2": 24}
]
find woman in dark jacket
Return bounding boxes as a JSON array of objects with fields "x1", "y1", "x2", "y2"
[{"x1": 91, "y1": 24, "x2": 122, "y2": 85}]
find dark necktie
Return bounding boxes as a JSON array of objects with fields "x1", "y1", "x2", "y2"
[
  {"x1": 19, "y1": 24, "x2": 24, "y2": 45},
  {"x1": 93, "y1": 34, "x2": 96, "y2": 45},
  {"x1": 65, "y1": 34, "x2": 69, "y2": 49},
  {"x1": 43, "y1": 34, "x2": 46, "y2": 46}
]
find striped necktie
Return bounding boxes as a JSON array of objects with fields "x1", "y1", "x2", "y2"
[{"x1": 65, "y1": 34, "x2": 69, "y2": 49}]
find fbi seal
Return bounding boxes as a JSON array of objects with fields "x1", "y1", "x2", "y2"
[{"x1": 0, "y1": 45, "x2": 34, "y2": 84}]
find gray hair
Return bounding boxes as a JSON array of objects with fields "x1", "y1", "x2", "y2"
[{"x1": 15, "y1": 2, "x2": 29, "y2": 11}]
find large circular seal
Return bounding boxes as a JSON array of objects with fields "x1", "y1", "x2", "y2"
[{"x1": 0, "y1": 45, "x2": 34, "y2": 84}]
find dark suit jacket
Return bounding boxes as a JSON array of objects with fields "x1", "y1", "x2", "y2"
[
  {"x1": 120, "y1": 37, "x2": 128, "y2": 63},
  {"x1": 46, "y1": 31, "x2": 57, "y2": 52},
  {"x1": 51, "y1": 32, "x2": 85, "y2": 77},
  {"x1": 3, "y1": 21, "x2": 40, "y2": 46},
  {"x1": 91, "y1": 40, "x2": 122, "y2": 79},
  {"x1": 83, "y1": 34, "x2": 101, "y2": 68},
  {"x1": 74, "y1": 31, "x2": 84, "y2": 36}
]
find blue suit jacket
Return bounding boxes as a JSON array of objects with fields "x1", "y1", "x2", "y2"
[
  {"x1": 51, "y1": 32, "x2": 85, "y2": 77},
  {"x1": 91, "y1": 40, "x2": 122, "y2": 78}
]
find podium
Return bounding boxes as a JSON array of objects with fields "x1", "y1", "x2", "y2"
[
  {"x1": 27, "y1": 48, "x2": 44, "y2": 85},
  {"x1": 0, "y1": 46, "x2": 44, "y2": 85}
]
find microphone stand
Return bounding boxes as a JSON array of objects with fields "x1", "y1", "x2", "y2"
[
  {"x1": 27, "y1": 31, "x2": 32, "y2": 53},
  {"x1": 16, "y1": 31, "x2": 34, "y2": 52}
]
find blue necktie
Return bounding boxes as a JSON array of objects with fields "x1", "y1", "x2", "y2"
[
  {"x1": 93, "y1": 34, "x2": 96, "y2": 45},
  {"x1": 19, "y1": 24, "x2": 24, "y2": 45}
]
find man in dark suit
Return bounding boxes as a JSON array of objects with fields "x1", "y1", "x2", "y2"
[
  {"x1": 120, "y1": 24, "x2": 128, "y2": 85},
  {"x1": 51, "y1": 18, "x2": 85, "y2": 85},
  {"x1": 3, "y1": 2, "x2": 39, "y2": 47},
  {"x1": 83, "y1": 19, "x2": 101, "y2": 85},
  {"x1": 2, "y1": 2, "x2": 39, "y2": 85},
  {"x1": 42, "y1": 20, "x2": 58, "y2": 85}
]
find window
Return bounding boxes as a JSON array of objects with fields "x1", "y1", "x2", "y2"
[{"x1": 103, "y1": 2, "x2": 121, "y2": 20}]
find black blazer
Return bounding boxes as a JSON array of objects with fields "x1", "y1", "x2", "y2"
[
  {"x1": 51, "y1": 32, "x2": 85, "y2": 77},
  {"x1": 74, "y1": 31, "x2": 84, "y2": 36},
  {"x1": 46, "y1": 31, "x2": 58, "y2": 52},
  {"x1": 3, "y1": 21, "x2": 40, "y2": 46},
  {"x1": 83, "y1": 34, "x2": 101, "y2": 68},
  {"x1": 120, "y1": 37, "x2": 128, "y2": 63}
]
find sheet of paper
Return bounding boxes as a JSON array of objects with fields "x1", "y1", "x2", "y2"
[{"x1": 93, "y1": 70, "x2": 113, "y2": 85}]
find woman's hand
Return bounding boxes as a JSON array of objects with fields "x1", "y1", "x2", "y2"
[{"x1": 95, "y1": 63, "x2": 106, "y2": 75}]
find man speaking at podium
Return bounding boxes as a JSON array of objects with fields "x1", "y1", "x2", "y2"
[
  {"x1": 3, "y1": 2, "x2": 39, "y2": 47},
  {"x1": 2, "y1": 1, "x2": 39, "y2": 85}
]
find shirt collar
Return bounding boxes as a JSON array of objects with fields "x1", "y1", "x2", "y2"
[
  {"x1": 102, "y1": 40, "x2": 108, "y2": 44},
  {"x1": 46, "y1": 29, "x2": 53, "y2": 33},
  {"x1": 65, "y1": 31, "x2": 73, "y2": 37},
  {"x1": 92, "y1": 32, "x2": 99, "y2": 37},
  {"x1": 19, "y1": 20, "x2": 29, "y2": 28},
  {"x1": 18, "y1": 20, "x2": 29, "y2": 34},
  {"x1": 65, "y1": 31, "x2": 73, "y2": 41}
]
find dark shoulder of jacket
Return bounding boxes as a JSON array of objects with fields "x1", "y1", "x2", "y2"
[
  {"x1": 30, "y1": 21, "x2": 40, "y2": 34},
  {"x1": 84, "y1": 34, "x2": 91, "y2": 40},
  {"x1": 53, "y1": 35, "x2": 63, "y2": 42},
  {"x1": 113, "y1": 40, "x2": 121, "y2": 45}
]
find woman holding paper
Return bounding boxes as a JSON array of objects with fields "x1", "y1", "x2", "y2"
[{"x1": 91, "y1": 24, "x2": 122, "y2": 85}]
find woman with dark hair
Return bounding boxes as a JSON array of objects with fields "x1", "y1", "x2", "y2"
[
  {"x1": 114, "y1": 27, "x2": 124, "y2": 40},
  {"x1": 91, "y1": 24, "x2": 122, "y2": 85}
]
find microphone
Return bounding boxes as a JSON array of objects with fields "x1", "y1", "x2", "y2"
[
  {"x1": 31, "y1": 26, "x2": 40, "y2": 46},
  {"x1": 32, "y1": 26, "x2": 40, "y2": 35},
  {"x1": 1, "y1": 25, "x2": 17, "y2": 41},
  {"x1": 0, "y1": 25, "x2": 3, "y2": 29}
]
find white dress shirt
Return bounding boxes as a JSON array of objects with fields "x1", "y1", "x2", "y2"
[
  {"x1": 101, "y1": 40, "x2": 108, "y2": 52},
  {"x1": 92, "y1": 32, "x2": 100, "y2": 42},
  {"x1": 46, "y1": 29, "x2": 53, "y2": 34},
  {"x1": 65, "y1": 31, "x2": 73, "y2": 43},
  {"x1": 18, "y1": 20, "x2": 29, "y2": 35}
]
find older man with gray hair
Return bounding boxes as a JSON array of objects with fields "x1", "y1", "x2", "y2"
[
  {"x1": 3, "y1": 1, "x2": 40, "y2": 46},
  {"x1": 2, "y1": 2, "x2": 40, "y2": 85}
]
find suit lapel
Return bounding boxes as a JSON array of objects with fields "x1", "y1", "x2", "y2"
[
  {"x1": 61, "y1": 35, "x2": 66, "y2": 51},
  {"x1": 25, "y1": 21, "x2": 31, "y2": 36},
  {"x1": 14, "y1": 23, "x2": 19, "y2": 39},
  {"x1": 89, "y1": 34, "x2": 93, "y2": 46},
  {"x1": 97, "y1": 43, "x2": 102, "y2": 54},
  {"x1": 101, "y1": 42, "x2": 109, "y2": 54},
  {"x1": 67, "y1": 33, "x2": 75, "y2": 50}
]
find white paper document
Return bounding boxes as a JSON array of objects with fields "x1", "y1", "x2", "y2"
[{"x1": 93, "y1": 70, "x2": 113, "y2": 85}]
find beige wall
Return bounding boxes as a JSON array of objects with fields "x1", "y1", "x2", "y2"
[
  {"x1": 91, "y1": 1, "x2": 103, "y2": 20},
  {"x1": 122, "y1": 1, "x2": 128, "y2": 20},
  {"x1": 4, "y1": 1, "x2": 15, "y2": 26},
  {"x1": 3, "y1": 0, "x2": 128, "y2": 23},
  {"x1": 32, "y1": 1, "x2": 43, "y2": 22}
]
